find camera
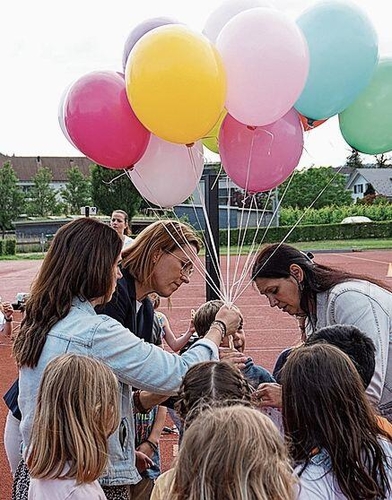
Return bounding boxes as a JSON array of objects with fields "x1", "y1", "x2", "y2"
[{"x1": 11, "y1": 292, "x2": 29, "y2": 312}]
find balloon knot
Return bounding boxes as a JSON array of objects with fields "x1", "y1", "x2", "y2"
[
  {"x1": 247, "y1": 125, "x2": 257, "y2": 131},
  {"x1": 186, "y1": 142, "x2": 195, "y2": 148}
]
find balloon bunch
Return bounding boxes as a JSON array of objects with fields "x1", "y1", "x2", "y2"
[{"x1": 59, "y1": 0, "x2": 383, "y2": 207}]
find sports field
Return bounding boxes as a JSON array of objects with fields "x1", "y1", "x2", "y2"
[{"x1": 1, "y1": 250, "x2": 392, "y2": 498}]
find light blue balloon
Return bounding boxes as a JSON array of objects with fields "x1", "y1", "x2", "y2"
[{"x1": 295, "y1": 0, "x2": 378, "y2": 120}]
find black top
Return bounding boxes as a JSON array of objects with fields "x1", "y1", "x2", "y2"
[{"x1": 96, "y1": 266, "x2": 159, "y2": 345}]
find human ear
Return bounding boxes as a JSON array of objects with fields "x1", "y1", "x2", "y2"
[{"x1": 289, "y1": 264, "x2": 304, "y2": 282}]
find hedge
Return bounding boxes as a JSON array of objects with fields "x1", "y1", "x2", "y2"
[
  {"x1": 219, "y1": 221, "x2": 392, "y2": 246},
  {"x1": 0, "y1": 238, "x2": 17, "y2": 256}
]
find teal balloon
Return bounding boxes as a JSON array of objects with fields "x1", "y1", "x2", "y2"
[
  {"x1": 295, "y1": 0, "x2": 378, "y2": 120},
  {"x1": 339, "y1": 59, "x2": 392, "y2": 155}
]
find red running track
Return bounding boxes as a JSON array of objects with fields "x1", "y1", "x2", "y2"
[{"x1": 1, "y1": 250, "x2": 392, "y2": 498}]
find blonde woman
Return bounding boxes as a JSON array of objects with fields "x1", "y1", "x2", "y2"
[
  {"x1": 152, "y1": 405, "x2": 296, "y2": 500},
  {"x1": 27, "y1": 353, "x2": 119, "y2": 499}
]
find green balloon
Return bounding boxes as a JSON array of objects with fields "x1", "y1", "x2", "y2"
[{"x1": 339, "y1": 58, "x2": 392, "y2": 154}]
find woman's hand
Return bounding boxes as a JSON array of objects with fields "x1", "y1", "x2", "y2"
[
  {"x1": 2, "y1": 302, "x2": 13, "y2": 320},
  {"x1": 215, "y1": 304, "x2": 242, "y2": 337},
  {"x1": 252, "y1": 383, "x2": 283, "y2": 408},
  {"x1": 135, "y1": 449, "x2": 155, "y2": 473},
  {"x1": 219, "y1": 347, "x2": 247, "y2": 369}
]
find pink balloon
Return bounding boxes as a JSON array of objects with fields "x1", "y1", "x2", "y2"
[
  {"x1": 219, "y1": 109, "x2": 304, "y2": 192},
  {"x1": 216, "y1": 8, "x2": 309, "y2": 126},
  {"x1": 129, "y1": 136, "x2": 204, "y2": 207},
  {"x1": 64, "y1": 71, "x2": 150, "y2": 169}
]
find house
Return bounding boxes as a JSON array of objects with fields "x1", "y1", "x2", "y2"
[
  {"x1": 0, "y1": 153, "x2": 93, "y2": 195},
  {"x1": 345, "y1": 167, "x2": 392, "y2": 201}
]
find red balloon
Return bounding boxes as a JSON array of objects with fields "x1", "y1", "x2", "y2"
[
  {"x1": 65, "y1": 71, "x2": 150, "y2": 169},
  {"x1": 299, "y1": 114, "x2": 327, "y2": 132}
]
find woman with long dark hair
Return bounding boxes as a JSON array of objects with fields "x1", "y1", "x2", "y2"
[
  {"x1": 252, "y1": 242, "x2": 392, "y2": 421},
  {"x1": 282, "y1": 343, "x2": 392, "y2": 499},
  {"x1": 12, "y1": 217, "x2": 241, "y2": 500}
]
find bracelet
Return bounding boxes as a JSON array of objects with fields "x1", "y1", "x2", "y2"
[
  {"x1": 210, "y1": 320, "x2": 227, "y2": 340},
  {"x1": 5, "y1": 317, "x2": 13, "y2": 323},
  {"x1": 133, "y1": 390, "x2": 150, "y2": 414},
  {"x1": 144, "y1": 439, "x2": 158, "y2": 453}
]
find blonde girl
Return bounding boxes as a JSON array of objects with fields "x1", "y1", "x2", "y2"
[
  {"x1": 158, "y1": 405, "x2": 296, "y2": 500},
  {"x1": 27, "y1": 353, "x2": 119, "y2": 499}
]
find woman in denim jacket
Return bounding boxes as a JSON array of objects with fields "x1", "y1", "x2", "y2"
[
  {"x1": 252, "y1": 243, "x2": 392, "y2": 421},
  {"x1": 12, "y1": 217, "x2": 242, "y2": 500}
]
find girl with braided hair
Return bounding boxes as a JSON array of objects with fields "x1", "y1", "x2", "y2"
[{"x1": 151, "y1": 361, "x2": 255, "y2": 499}]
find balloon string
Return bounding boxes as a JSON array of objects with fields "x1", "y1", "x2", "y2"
[{"x1": 102, "y1": 170, "x2": 128, "y2": 184}]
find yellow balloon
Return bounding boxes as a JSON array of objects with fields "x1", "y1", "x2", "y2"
[
  {"x1": 126, "y1": 25, "x2": 226, "y2": 145},
  {"x1": 202, "y1": 109, "x2": 227, "y2": 153}
]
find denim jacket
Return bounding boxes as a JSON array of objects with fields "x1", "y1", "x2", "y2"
[
  {"x1": 19, "y1": 298, "x2": 219, "y2": 486},
  {"x1": 316, "y1": 280, "x2": 392, "y2": 420}
]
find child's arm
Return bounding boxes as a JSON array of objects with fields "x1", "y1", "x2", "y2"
[{"x1": 162, "y1": 312, "x2": 195, "y2": 352}]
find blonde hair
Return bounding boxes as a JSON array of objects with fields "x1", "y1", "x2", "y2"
[
  {"x1": 121, "y1": 220, "x2": 202, "y2": 287},
  {"x1": 27, "y1": 353, "x2": 120, "y2": 484},
  {"x1": 171, "y1": 405, "x2": 296, "y2": 500}
]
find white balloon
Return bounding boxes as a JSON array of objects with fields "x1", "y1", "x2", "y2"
[
  {"x1": 130, "y1": 136, "x2": 204, "y2": 208},
  {"x1": 203, "y1": 0, "x2": 273, "y2": 43},
  {"x1": 58, "y1": 83, "x2": 76, "y2": 147}
]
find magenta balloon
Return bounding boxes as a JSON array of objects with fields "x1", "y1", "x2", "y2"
[
  {"x1": 64, "y1": 71, "x2": 150, "y2": 169},
  {"x1": 122, "y1": 16, "x2": 180, "y2": 71},
  {"x1": 219, "y1": 109, "x2": 303, "y2": 192}
]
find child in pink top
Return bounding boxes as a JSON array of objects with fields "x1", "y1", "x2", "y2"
[{"x1": 27, "y1": 353, "x2": 120, "y2": 499}]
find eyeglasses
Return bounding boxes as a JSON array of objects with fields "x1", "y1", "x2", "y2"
[{"x1": 166, "y1": 251, "x2": 194, "y2": 278}]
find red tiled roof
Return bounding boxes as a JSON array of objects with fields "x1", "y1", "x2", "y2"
[{"x1": 0, "y1": 154, "x2": 93, "y2": 181}]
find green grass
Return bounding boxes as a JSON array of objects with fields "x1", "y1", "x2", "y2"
[
  {"x1": 0, "y1": 253, "x2": 45, "y2": 260},
  {"x1": 1, "y1": 238, "x2": 391, "y2": 260}
]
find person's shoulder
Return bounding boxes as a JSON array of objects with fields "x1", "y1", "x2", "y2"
[
  {"x1": 152, "y1": 468, "x2": 175, "y2": 499},
  {"x1": 67, "y1": 480, "x2": 106, "y2": 499}
]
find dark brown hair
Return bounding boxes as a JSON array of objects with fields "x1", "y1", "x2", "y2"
[
  {"x1": 252, "y1": 243, "x2": 391, "y2": 331},
  {"x1": 175, "y1": 360, "x2": 252, "y2": 429},
  {"x1": 281, "y1": 343, "x2": 391, "y2": 500},
  {"x1": 13, "y1": 218, "x2": 122, "y2": 368}
]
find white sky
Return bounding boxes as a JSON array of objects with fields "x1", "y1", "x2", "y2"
[{"x1": 0, "y1": 0, "x2": 390, "y2": 168}]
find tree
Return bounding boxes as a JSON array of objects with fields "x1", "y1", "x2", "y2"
[
  {"x1": 60, "y1": 165, "x2": 91, "y2": 214},
  {"x1": 279, "y1": 167, "x2": 352, "y2": 209},
  {"x1": 27, "y1": 166, "x2": 62, "y2": 217},
  {"x1": 345, "y1": 148, "x2": 364, "y2": 168},
  {"x1": 90, "y1": 165, "x2": 142, "y2": 217},
  {"x1": 374, "y1": 153, "x2": 392, "y2": 167},
  {"x1": 0, "y1": 161, "x2": 25, "y2": 237}
]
